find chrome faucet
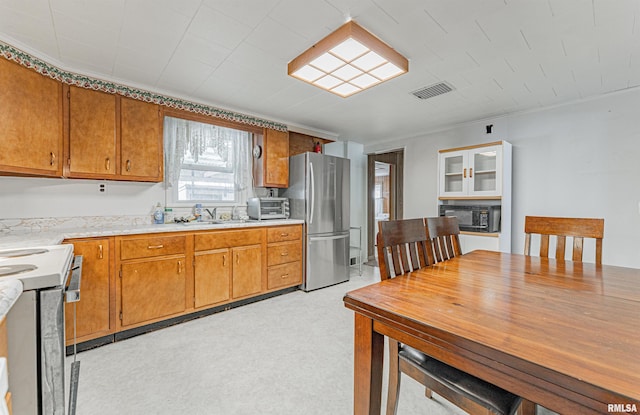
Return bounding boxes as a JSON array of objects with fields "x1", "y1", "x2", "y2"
[
  {"x1": 231, "y1": 205, "x2": 238, "y2": 220},
  {"x1": 205, "y1": 208, "x2": 217, "y2": 220}
]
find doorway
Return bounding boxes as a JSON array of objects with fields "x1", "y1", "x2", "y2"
[{"x1": 367, "y1": 150, "x2": 404, "y2": 263}]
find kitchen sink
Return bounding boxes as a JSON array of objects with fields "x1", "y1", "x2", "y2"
[
  {"x1": 177, "y1": 221, "x2": 218, "y2": 226},
  {"x1": 177, "y1": 219, "x2": 256, "y2": 226}
]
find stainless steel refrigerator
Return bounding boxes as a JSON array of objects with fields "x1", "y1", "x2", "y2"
[{"x1": 284, "y1": 152, "x2": 350, "y2": 291}]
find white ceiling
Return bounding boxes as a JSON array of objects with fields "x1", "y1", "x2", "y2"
[{"x1": 1, "y1": 0, "x2": 639, "y2": 144}]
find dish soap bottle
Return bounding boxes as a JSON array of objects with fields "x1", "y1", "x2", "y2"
[
  {"x1": 194, "y1": 203, "x2": 203, "y2": 222},
  {"x1": 153, "y1": 203, "x2": 164, "y2": 224}
]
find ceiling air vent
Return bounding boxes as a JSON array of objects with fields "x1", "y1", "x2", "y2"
[{"x1": 411, "y1": 82, "x2": 454, "y2": 100}]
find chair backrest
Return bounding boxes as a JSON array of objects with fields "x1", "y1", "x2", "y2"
[
  {"x1": 377, "y1": 219, "x2": 434, "y2": 280},
  {"x1": 426, "y1": 216, "x2": 462, "y2": 262},
  {"x1": 524, "y1": 216, "x2": 604, "y2": 264}
]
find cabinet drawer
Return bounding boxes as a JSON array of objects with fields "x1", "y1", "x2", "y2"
[
  {"x1": 267, "y1": 225, "x2": 302, "y2": 243},
  {"x1": 195, "y1": 229, "x2": 263, "y2": 251},
  {"x1": 267, "y1": 241, "x2": 302, "y2": 266},
  {"x1": 120, "y1": 235, "x2": 186, "y2": 260},
  {"x1": 267, "y1": 261, "x2": 302, "y2": 290}
]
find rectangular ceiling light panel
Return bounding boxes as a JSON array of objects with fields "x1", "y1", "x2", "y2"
[{"x1": 288, "y1": 21, "x2": 408, "y2": 97}]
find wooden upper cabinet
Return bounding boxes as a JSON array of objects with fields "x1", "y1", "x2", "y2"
[
  {"x1": 0, "y1": 59, "x2": 63, "y2": 177},
  {"x1": 65, "y1": 87, "x2": 163, "y2": 182},
  {"x1": 253, "y1": 128, "x2": 289, "y2": 188},
  {"x1": 120, "y1": 97, "x2": 163, "y2": 182},
  {"x1": 66, "y1": 86, "x2": 117, "y2": 178}
]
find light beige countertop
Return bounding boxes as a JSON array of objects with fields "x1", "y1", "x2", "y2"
[{"x1": 0, "y1": 219, "x2": 305, "y2": 250}]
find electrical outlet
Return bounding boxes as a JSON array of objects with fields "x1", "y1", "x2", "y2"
[{"x1": 99, "y1": 183, "x2": 107, "y2": 195}]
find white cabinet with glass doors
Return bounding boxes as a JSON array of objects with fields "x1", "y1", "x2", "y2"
[{"x1": 438, "y1": 142, "x2": 506, "y2": 198}]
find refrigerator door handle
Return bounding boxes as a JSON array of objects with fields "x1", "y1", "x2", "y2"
[
  {"x1": 309, "y1": 233, "x2": 349, "y2": 241},
  {"x1": 309, "y1": 161, "x2": 315, "y2": 225}
]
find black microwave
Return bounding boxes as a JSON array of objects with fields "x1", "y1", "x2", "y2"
[{"x1": 439, "y1": 205, "x2": 501, "y2": 233}]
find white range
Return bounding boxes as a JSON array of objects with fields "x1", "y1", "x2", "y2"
[{"x1": 1, "y1": 244, "x2": 80, "y2": 415}]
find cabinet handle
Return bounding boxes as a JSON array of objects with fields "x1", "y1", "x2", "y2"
[
  {"x1": 223, "y1": 255, "x2": 226, "y2": 266},
  {"x1": 105, "y1": 158, "x2": 110, "y2": 171},
  {"x1": 469, "y1": 167, "x2": 473, "y2": 178},
  {"x1": 98, "y1": 244, "x2": 103, "y2": 259},
  {"x1": 126, "y1": 159, "x2": 132, "y2": 172},
  {"x1": 177, "y1": 260, "x2": 182, "y2": 274},
  {"x1": 281, "y1": 273, "x2": 289, "y2": 279},
  {"x1": 236, "y1": 253, "x2": 240, "y2": 264},
  {"x1": 280, "y1": 233, "x2": 288, "y2": 237},
  {"x1": 280, "y1": 252, "x2": 289, "y2": 256},
  {"x1": 463, "y1": 168, "x2": 467, "y2": 178},
  {"x1": 148, "y1": 244, "x2": 164, "y2": 249},
  {"x1": 50, "y1": 152, "x2": 56, "y2": 166}
]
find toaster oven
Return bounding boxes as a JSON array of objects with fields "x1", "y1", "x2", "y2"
[{"x1": 247, "y1": 197, "x2": 290, "y2": 220}]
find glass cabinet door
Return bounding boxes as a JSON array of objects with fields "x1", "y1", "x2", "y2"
[
  {"x1": 439, "y1": 144, "x2": 503, "y2": 198},
  {"x1": 439, "y1": 150, "x2": 468, "y2": 197},
  {"x1": 468, "y1": 145, "x2": 502, "y2": 197}
]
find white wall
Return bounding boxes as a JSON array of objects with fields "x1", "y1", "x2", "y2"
[
  {"x1": 0, "y1": 177, "x2": 165, "y2": 219},
  {"x1": 365, "y1": 89, "x2": 640, "y2": 268}
]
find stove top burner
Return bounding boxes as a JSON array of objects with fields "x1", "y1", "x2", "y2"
[
  {"x1": 0, "y1": 248, "x2": 49, "y2": 258},
  {"x1": 0, "y1": 264, "x2": 38, "y2": 277}
]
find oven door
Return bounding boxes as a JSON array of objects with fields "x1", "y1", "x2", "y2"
[{"x1": 40, "y1": 255, "x2": 82, "y2": 415}]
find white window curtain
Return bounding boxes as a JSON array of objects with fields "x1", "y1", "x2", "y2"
[{"x1": 164, "y1": 116, "x2": 254, "y2": 205}]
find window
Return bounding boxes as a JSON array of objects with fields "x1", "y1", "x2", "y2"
[{"x1": 164, "y1": 116, "x2": 253, "y2": 205}]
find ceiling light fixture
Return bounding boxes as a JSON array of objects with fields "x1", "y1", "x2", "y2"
[{"x1": 288, "y1": 20, "x2": 409, "y2": 98}]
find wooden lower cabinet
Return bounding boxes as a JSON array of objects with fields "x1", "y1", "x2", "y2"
[
  {"x1": 266, "y1": 225, "x2": 303, "y2": 290},
  {"x1": 67, "y1": 226, "x2": 301, "y2": 344},
  {"x1": 268, "y1": 262, "x2": 302, "y2": 290},
  {"x1": 120, "y1": 256, "x2": 187, "y2": 327},
  {"x1": 64, "y1": 238, "x2": 113, "y2": 345},
  {"x1": 194, "y1": 249, "x2": 230, "y2": 308},
  {"x1": 231, "y1": 244, "x2": 262, "y2": 299},
  {"x1": 194, "y1": 228, "x2": 265, "y2": 304}
]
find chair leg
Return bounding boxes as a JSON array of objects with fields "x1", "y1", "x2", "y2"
[
  {"x1": 425, "y1": 387, "x2": 432, "y2": 399},
  {"x1": 386, "y1": 340, "x2": 401, "y2": 415},
  {"x1": 518, "y1": 399, "x2": 536, "y2": 415}
]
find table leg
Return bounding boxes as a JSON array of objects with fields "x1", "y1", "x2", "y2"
[{"x1": 354, "y1": 313, "x2": 384, "y2": 415}]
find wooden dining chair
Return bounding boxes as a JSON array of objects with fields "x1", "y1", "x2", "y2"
[
  {"x1": 520, "y1": 216, "x2": 605, "y2": 415},
  {"x1": 377, "y1": 219, "x2": 522, "y2": 415},
  {"x1": 524, "y1": 216, "x2": 604, "y2": 264},
  {"x1": 426, "y1": 216, "x2": 463, "y2": 260},
  {"x1": 376, "y1": 218, "x2": 434, "y2": 279}
]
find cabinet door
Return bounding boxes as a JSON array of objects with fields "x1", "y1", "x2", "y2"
[
  {"x1": 67, "y1": 86, "x2": 117, "y2": 177},
  {"x1": 265, "y1": 129, "x2": 289, "y2": 187},
  {"x1": 468, "y1": 145, "x2": 502, "y2": 197},
  {"x1": 121, "y1": 257, "x2": 186, "y2": 327},
  {"x1": 231, "y1": 245, "x2": 262, "y2": 299},
  {"x1": 120, "y1": 97, "x2": 163, "y2": 181},
  {"x1": 0, "y1": 59, "x2": 63, "y2": 176},
  {"x1": 194, "y1": 249, "x2": 230, "y2": 308},
  {"x1": 438, "y1": 150, "x2": 468, "y2": 197},
  {"x1": 64, "y1": 239, "x2": 112, "y2": 344}
]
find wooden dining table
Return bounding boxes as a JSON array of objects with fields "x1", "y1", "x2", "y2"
[{"x1": 343, "y1": 250, "x2": 640, "y2": 415}]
